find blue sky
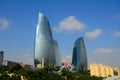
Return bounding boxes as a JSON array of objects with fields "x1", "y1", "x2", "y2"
[{"x1": 0, "y1": 0, "x2": 120, "y2": 67}]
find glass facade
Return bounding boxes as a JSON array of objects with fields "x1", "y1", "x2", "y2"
[
  {"x1": 34, "y1": 13, "x2": 61, "y2": 68},
  {"x1": 72, "y1": 37, "x2": 87, "y2": 71},
  {"x1": 53, "y1": 40, "x2": 62, "y2": 67}
]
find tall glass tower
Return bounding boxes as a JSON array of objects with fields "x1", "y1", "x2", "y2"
[
  {"x1": 34, "y1": 13, "x2": 61, "y2": 68},
  {"x1": 72, "y1": 37, "x2": 87, "y2": 72}
]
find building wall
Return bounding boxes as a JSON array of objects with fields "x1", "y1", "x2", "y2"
[
  {"x1": 114, "y1": 67, "x2": 120, "y2": 76},
  {"x1": 72, "y1": 37, "x2": 87, "y2": 71},
  {"x1": 53, "y1": 40, "x2": 62, "y2": 67},
  {"x1": 34, "y1": 13, "x2": 61, "y2": 68},
  {"x1": 100, "y1": 64, "x2": 106, "y2": 77},
  {"x1": 2, "y1": 60, "x2": 21, "y2": 67},
  {"x1": 90, "y1": 63, "x2": 114, "y2": 77},
  {"x1": 0, "y1": 51, "x2": 4, "y2": 66},
  {"x1": 34, "y1": 13, "x2": 55, "y2": 68}
]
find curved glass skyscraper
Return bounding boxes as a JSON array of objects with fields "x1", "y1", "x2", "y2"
[
  {"x1": 53, "y1": 40, "x2": 62, "y2": 67},
  {"x1": 34, "y1": 13, "x2": 61, "y2": 68},
  {"x1": 72, "y1": 37, "x2": 87, "y2": 72}
]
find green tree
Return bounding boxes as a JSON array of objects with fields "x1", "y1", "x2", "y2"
[
  {"x1": 9, "y1": 64, "x2": 23, "y2": 73},
  {"x1": 0, "y1": 66, "x2": 9, "y2": 73}
]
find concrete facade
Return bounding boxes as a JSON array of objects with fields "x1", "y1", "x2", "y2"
[
  {"x1": 2, "y1": 60, "x2": 22, "y2": 67},
  {"x1": 90, "y1": 63, "x2": 114, "y2": 78}
]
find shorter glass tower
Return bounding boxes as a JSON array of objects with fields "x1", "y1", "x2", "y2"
[
  {"x1": 72, "y1": 37, "x2": 87, "y2": 72},
  {"x1": 53, "y1": 40, "x2": 62, "y2": 67}
]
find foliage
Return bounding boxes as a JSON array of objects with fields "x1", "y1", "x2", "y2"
[
  {"x1": 0, "y1": 65, "x2": 103, "y2": 80},
  {"x1": 0, "y1": 73, "x2": 21, "y2": 80},
  {"x1": 0, "y1": 66, "x2": 9, "y2": 73},
  {"x1": 9, "y1": 64, "x2": 23, "y2": 73}
]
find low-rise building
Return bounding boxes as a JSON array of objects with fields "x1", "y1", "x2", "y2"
[
  {"x1": 90, "y1": 63, "x2": 114, "y2": 78},
  {"x1": 2, "y1": 60, "x2": 23, "y2": 67},
  {"x1": 114, "y1": 67, "x2": 120, "y2": 76}
]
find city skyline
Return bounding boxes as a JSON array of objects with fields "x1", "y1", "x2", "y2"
[{"x1": 0, "y1": 0, "x2": 120, "y2": 67}]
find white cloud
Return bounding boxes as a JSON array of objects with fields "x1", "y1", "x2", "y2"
[
  {"x1": 62, "y1": 55, "x2": 72, "y2": 63},
  {"x1": 94, "y1": 48, "x2": 114, "y2": 54},
  {"x1": 85, "y1": 29, "x2": 102, "y2": 39},
  {"x1": 114, "y1": 31, "x2": 120, "y2": 37},
  {"x1": 53, "y1": 16, "x2": 85, "y2": 33},
  {"x1": 0, "y1": 18, "x2": 10, "y2": 30}
]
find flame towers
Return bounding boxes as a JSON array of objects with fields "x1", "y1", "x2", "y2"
[
  {"x1": 72, "y1": 37, "x2": 87, "y2": 72},
  {"x1": 34, "y1": 13, "x2": 61, "y2": 68}
]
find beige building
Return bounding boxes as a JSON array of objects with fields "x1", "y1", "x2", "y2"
[
  {"x1": 90, "y1": 63, "x2": 114, "y2": 77},
  {"x1": 114, "y1": 67, "x2": 120, "y2": 76},
  {"x1": 36, "y1": 57, "x2": 44, "y2": 68}
]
